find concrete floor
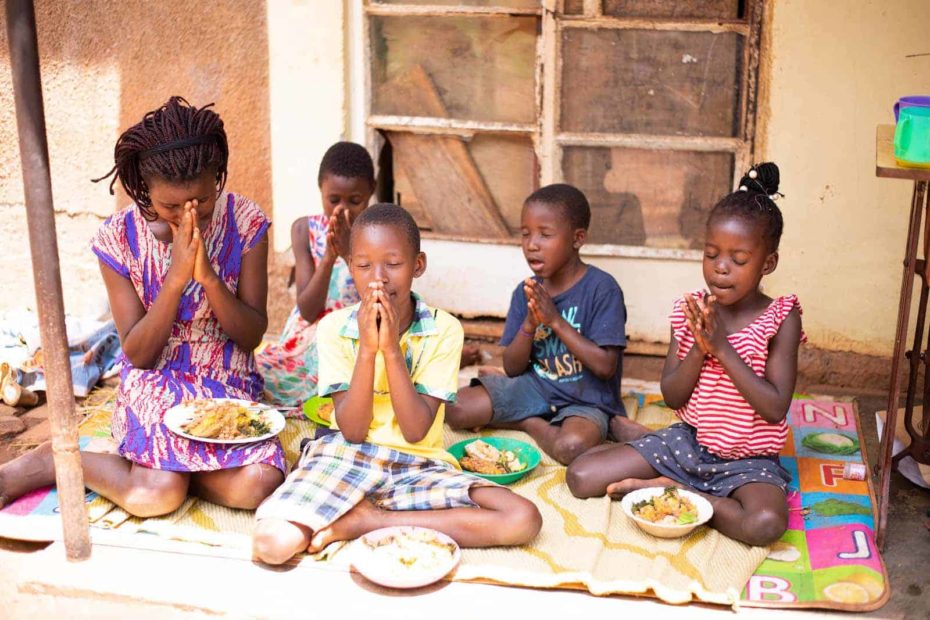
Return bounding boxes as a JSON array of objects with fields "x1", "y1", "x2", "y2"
[
  {"x1": 852, "y1": 393, "x2": 930, "y2": 620},
  {"x1": 0, "y1": 361, "x2": 928, "y2": 618},
  {"x1": 0, "y1": 539, "x2": 853, "y2": 620}
]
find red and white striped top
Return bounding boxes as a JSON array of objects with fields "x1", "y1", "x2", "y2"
[{"x1": 671, "y1": 292, "x2": 805, "y2": 459}]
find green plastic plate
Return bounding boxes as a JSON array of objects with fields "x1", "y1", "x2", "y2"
[
  {"x1": 447, "y1": 436, "x2": 541, "y2": 485},
  {"x1": 303, "y1": 395, "x2": 334, "y2": 428}
]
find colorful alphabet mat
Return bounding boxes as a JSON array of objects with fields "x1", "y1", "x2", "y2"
[
  {"x1": 619, "y1": 387, "x2": 888, "y2": 611},
  {"x1": 740, "y1": 396, "x2": 888, "y2": 611},
  {"x1": 0, "y1": 386, "x2": 889, "y2": 611}
]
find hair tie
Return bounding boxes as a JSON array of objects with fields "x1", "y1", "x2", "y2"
[
  {"x1": 738, "y1": 166, "x2": 783, "y2": 202},
  {"x1": 742, "y1": 177, "x2": 769, "y2": 195},
  {"x1": 138, "y1": 135, "x2": 216, "y2": 159}
]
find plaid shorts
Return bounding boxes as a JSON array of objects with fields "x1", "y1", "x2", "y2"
[{"x1": 255, "y1": 433, "x2": 493, "y2": 531}]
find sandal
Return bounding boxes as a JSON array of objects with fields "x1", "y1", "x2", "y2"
[{"x1": 1, "y1": 363, "x2": 38, "y2": 407}]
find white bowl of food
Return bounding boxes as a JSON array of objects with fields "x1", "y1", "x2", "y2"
[
  {"x1": 351, "y1": 526, "x2": 461, "y2": 589},
  {"x1": 620, "y1": 487, "x2": 713, "y2": 539}
]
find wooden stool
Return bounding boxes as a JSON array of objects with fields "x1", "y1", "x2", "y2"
[{"x1": 874, "y1": 124, "x2": 930, "y2": 549}]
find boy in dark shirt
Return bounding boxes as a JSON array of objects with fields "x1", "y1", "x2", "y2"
[{"x1": 447, "y1": 184, "x2": 647, "y2": 465}]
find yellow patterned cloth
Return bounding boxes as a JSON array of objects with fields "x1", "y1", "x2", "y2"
[
  {"x1": 66, "y1": 389, "x2": 766, "y2": 606},
  {"x1": 0, "y1": 381, "x2": 754, "y2": 605},
  {"x1": 3, "y1": 382, "x2": 887, "y2": 611},
  {"x1": 444, "y1": 425, "x2": 767, "y2": 605}
]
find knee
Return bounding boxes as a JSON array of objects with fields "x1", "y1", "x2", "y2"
[
  {"x1": 499, "y1": 497, "x2": 542, "y2": 546},
  {"x1": 221, "y1": 466, "x2": 283, "y2": 510},
  {"x1": 252, "y1": 521, "x2": 299, "y2": 566},
  {"x1": 740, "y1": 508, "x2": 787, "y2": 547},
  {"x1": 566, "y1": 458, "x2": 602, "y2": 499},
  {"x1": 444, "y1": 402, "x2": 467, "y2": 429},
  {"x1": 122, "y1": 478, "x2": 187, "y2": 518},
  {"x1": 552, "y1": 434, "x2": 597, "y2": 466}
]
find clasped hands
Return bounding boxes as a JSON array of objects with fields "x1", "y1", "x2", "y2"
[
  {"x1": 358, "y1": 281, "x2": 401, "y2": 354},
  {"x1": 682, "y1": 292, "x2": 726, "y2": 356},
  {"x1": 167, "y1": 201, "x2": 216, "y2": 289},
  {"x1": 520, "y1": 278, "x2": 559, "y2": 335},
  {"x1": 324, "y1": 205, "x2": 352, "y2": 262}
]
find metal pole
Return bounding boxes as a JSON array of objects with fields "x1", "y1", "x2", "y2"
[{"x1": 5, "y1": 0, "x2": 91, "y2": 560}]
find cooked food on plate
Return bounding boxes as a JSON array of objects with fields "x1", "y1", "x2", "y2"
[
  {"x1": 363, "y1": 528, "x2": 457, "y2": 571},
  {"x1": 465, "y1": 439, "x2": 500, "y2": 462},
  {"x1": 459, "y1": 456, "x2": 507, "y2": 475},
  {"x1": 317, "y1": 401, "x2": 334, "y2": 422},
  {"x1": 632, "y1": 487, "x2": 699, "y2": 525},
  {"x1": 459, "y1": 439, "x2": 526, "y2": 475},
  {"x1": 180, "y1": 399, "x2": 271, "y2": 440}
]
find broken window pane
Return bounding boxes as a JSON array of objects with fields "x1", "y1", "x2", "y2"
[
  {"x1": 560, "y1": 28, "x2": 743, "y2": 136},
  {"x1": 469, "y1": 134, "x2": 537, "y2": 231},
  {"x1": 389, "y1": 132, "x2": 536, "y2": 237},
  {"x1": 602, "y1": 0, "x2": 740, "y2": 19},
  {"x1": 371, "y1": 16, "x2": 538, "y2": 124},
  {"x1": 563, "y1": 146, "x2": 734, "y2": 248}
]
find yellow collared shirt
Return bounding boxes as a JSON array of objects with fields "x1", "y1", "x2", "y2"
[{"x1": 317, "y1": 293, "x2": 463, "y2": 467}]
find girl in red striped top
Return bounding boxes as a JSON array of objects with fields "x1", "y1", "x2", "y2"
[{"x1": 567, "y1": 163, "x2": 804, "y2": 547}]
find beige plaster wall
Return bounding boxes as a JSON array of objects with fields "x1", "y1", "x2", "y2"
[
  {"x1": 0, "y1": 0, "x2": 271, "y2": 317},
  {"x1": 263, "y1": 1, "x2": 349, "y2": 330},
  {"x1": 267, "y1": 1, "x2": 347, "y2": 252},
  {"x1": 761, "y1": 0, "x2": 929, "y2": 356}
]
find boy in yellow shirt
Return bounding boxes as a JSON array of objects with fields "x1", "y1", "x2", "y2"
[{"x1": 253, "y1": 204, "x2": 541, "y2": 564}]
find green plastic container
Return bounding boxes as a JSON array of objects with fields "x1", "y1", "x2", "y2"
[
  {"x1": 895, "y1": 106, "x2": 930, "y2": 166},
  {"x1": 447, "y1": 436, "x2": 541, "y2": 485}
]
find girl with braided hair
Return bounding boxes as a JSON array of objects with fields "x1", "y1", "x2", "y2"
[
  {"x1": 567, "y1": 163, "x2": 805, "y2": 547},
  {"x1": 0, "y1": 97, "x2": 285, "y2": 516}
]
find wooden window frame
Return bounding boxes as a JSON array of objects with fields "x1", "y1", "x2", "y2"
[{"x1": 358, "y1": 0, "x2": 766, "y2": 261}]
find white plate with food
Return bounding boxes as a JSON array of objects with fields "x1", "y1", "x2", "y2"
[
  {"x1": 351, "y1": 526, "x2": 461, "y2": 589},
  {"x1": 620, "y1": 486, "x2": 714, "y2": 539},
  {"x1": 164, "y1": 398, "x2": 285, "y2": 444}
]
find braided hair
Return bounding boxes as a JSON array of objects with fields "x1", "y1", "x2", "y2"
[
  {"x1": 709, "y1": 162, "x2": 784, "y2": 252},
  {"x1": 318, "y1": 142, "x2": 375, "y2": 188},
  {"x1": 92, "y1": 96, "x2": 229, "y2": 221}
]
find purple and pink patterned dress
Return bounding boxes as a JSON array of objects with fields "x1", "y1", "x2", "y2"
[
  {"x1": 90, "y1": 193, "x2": 286, "y2": 474},
  {"x1": 255, "y1": 213, "x2": 360, "y2": 406}
]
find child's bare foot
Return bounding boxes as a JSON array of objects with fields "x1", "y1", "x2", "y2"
[
  {"x1": 606, "y1": 476, "x2": 681, "y2": 499},
  {"x1": 307, "y1": 499, "x2": 381, "y2": 553},
  {"x1": 0, "y1": 441, "x2": 55, "y2": 508},
  {"x1": 609, "y1": 416, "x2": 650, "y2": 443},
  {"x1": 460, "y1": 343, "x2": 481, "y2": 368}
]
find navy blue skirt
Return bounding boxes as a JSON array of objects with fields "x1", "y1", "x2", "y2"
[{"x1": 627, "y1": 423, "x2": 791, "y2": 497}]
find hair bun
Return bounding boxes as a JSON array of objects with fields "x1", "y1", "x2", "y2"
[{"x1": 738, "y1": 162, "x2": 780, "y2": 196}]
